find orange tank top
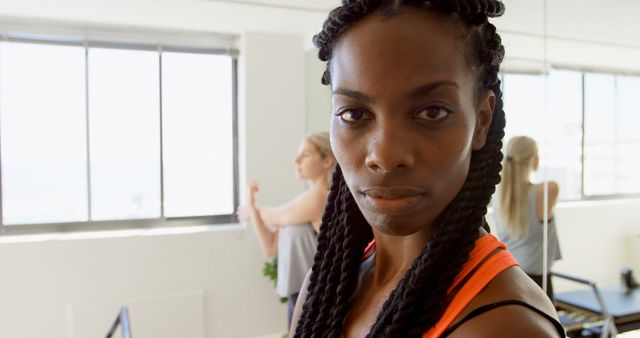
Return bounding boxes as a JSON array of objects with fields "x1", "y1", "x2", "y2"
[{"x1": 363, "y1": 234, "x2": 518, "y2": 338}]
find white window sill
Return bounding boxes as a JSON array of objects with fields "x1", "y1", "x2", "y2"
[{"x1": 0, "y1": 223, "x2": 247, "y2": 244}]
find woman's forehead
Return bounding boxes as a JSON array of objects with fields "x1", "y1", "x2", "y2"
[
  {"x1": 299, "y1": 140, "x2": 315, "y2": 152},
  {"x1": 330, "y1": 8, "x2": 473, "y2": 93}
]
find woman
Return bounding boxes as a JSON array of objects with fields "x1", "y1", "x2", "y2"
[
  {"x1": 495, "y1": 136, "x2": 561, "y2": 301},
  {"x1": 291, "y1": 1, "x2": 565, "y2": 337},
  {"x1": 237, "y1": 131, "x2": 335, "y2": 330}
]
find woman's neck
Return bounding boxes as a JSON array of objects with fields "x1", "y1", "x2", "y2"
[
  {"x1": 370, "y1": 227, "x2": 485, "y2": 288},
  {"x1": 306, "y1": 175, "x2": 329, "y2": 191},
  {"x1": 370, "y1": 228, "x2": 434, "y2": 287}
]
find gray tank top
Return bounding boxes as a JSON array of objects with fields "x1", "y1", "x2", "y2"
[
  {"x1": 495, "y1": 186, "x2": 561, "y2": 275},
  {"x1": 276, "y1": 223, "x2": 318, "y2": 297}
]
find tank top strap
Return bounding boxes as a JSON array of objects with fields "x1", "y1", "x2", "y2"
[
  {"x1": 363, "y1": 239, "x2": 376, "y2": 260},
  {"x1": 423, "y1": 235, "x2": 519, "y2": 338},
  {"x1": 448, "y1": 234, "x2": 508, "y2": 292},
  {"x1": 362, "y1": 234, "x2": 505, "y2": 265}
]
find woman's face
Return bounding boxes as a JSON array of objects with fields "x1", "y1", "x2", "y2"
[
  {"x1": 330, "y1": 8, "x2": 494, "y2": 236},
  {"x1": 294, "y1": 140, "x2": 331, "y2": 180}
]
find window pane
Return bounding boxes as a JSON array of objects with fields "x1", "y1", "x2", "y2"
[
  {"x1": 503, "y1": 73, "x2": 546, "y2": 143},
  {"x1": 543, "y1": 70, "x2": 583, "y2": 200},
  {"x1": 0, "y1": 42, "x2": 87, "y2": 224},
  {"x1": 88, "y1": 48, "x2": 161, "y2": 220},
  {"x1": 614, "y1": 75, "x2": 640, "y2": 194},
  {"x1": 502, "y1": 71, "x2": 583, "y2": 200},
  {"x1": 162, "y1": 53, "x2": 234, "y2": 217},
  {"x1": 614, "y1": 76, "x2": 640, "y2": 194},
  {"x1": 584, "y1": 73, "x2": 616, "y2": 195}
]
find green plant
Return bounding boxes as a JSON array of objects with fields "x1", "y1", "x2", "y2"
[{"x1": 262, "y1": 257, "x2": 288, "y2": 303}]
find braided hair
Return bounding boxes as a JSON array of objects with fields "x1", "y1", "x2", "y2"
[{"x1": 295, "y1": 1, "x2": 506, "y2": 337}]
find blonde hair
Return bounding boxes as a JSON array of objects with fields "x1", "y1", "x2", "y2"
[
  {"x1": 497, "y1": 136, "x2": 538, "y2": 239},
  {"x1": 304, "y1": 131, "x2": 335, "y2": 184}
]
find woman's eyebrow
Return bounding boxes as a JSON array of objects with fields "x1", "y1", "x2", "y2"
[
  {"x1": 332, "y1": 88, "x2": 374, "y2": 103},
  {"x1": 409, "y1": 80, "x2": 459, "y2": 98},
  {"x1": 333, "y1": 81, "x2": 458, "y2": 103}
]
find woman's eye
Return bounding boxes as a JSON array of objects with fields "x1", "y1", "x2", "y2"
[
  {"x1": 338, "y1": 109, "x2": 367, "y2": 122},
  {"x1": 415, "y1": 106, "x2": 451, "y2": 121}
]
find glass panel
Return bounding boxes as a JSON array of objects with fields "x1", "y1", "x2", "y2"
[
  {"x1": 0, "y1": 42, "x2": 87, "y2": 224},
  {"x1": 543, "y1": 70, "x2": 583, "y2": 200},
  {"x1": 502, "y1": 70, "x2": 583, "y2": 200},
  {"x1": 161, "y1": 52, "x2": 234, "y2": 217},
  {"x1": 503, "y1": 73, "x2": 546, "y2": 143},
  {"x1": 88, "y1": 48, "x2": 161, "y2": 220},
  {"x1": 614, "y1": 75, "x2": 640, "y2": 194},
  {"x1": 584, "y1": 73, "x2": 616, "y2": 196}
]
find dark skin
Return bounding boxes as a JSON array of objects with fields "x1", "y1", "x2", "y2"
[{"x1": 291, "y1": 7, "x2": 560, "y2": 338}]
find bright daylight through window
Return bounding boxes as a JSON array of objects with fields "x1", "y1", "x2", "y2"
[
  {"x1": 502, "y1": 69, "x2": 640, "y2": 200},
  {"x1": 0, "y1": 41, "x2": 236, "y2": 228}
]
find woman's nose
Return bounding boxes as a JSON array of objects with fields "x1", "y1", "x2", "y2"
[{"x1": 365, "y1": 125, "x2": 415, "y2": 173}]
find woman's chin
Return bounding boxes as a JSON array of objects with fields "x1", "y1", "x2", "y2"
[{"x1": 362, "y1": 214, "x2": 429, "y2": 237}]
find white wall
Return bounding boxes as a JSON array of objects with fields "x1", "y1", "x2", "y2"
[
  {"x1": 552, "y1": 199, "x2": 640, "y2": 292},
  {"x1": 0, "y1": 227, "x2": 286, "y2": 338},
  {"x1": 494, "y1": 0, "x2": 640, "y2": 74},
  {"x1": 0, "y1": 0, "x2": 328, "y2": 37},
  {"x1": 241, "y1": 32, "x2": 306, "y2": 204},
  {"x1": 304, "y1": 50, "x2": 331, "y2": 133},
  {"x1": 499, "y1": 31, "x2": 640, "y2": 74}
]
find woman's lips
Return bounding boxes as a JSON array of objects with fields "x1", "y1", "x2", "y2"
[{"x1": 360, "y1": 187, "x2": 426, "y2": 215}]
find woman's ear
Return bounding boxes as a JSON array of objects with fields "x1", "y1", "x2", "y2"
[
  {"x1": 322, "y1": 156, "x2": 335, "y2": 170},
  {"x1": 472, "y1": 90, "x2": 496, "y2": 150}
]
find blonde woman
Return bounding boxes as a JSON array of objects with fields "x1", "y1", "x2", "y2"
[
  {"x1": 237, "y1": 131, "x2": 335, "y2": 329},
  {"x1": 495, "y1": 136, "x2": 561, "y2": 300}
]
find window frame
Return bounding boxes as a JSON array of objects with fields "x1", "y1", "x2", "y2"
[{"x1": 0, "y1": 37, "x2": 239, "y2": 235}]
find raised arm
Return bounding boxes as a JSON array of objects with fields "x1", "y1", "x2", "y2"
[
  {"x1": 259, "y1": 187, "x2": 328, "y2": 230},
  {"x1": 241, "y1": 182, "x2": 278, "y2": 259}
]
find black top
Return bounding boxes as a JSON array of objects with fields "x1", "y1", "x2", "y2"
[{"x1": 440, "y1": 299, "x2": 566, "y2": 337}]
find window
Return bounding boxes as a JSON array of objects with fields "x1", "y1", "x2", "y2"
[
  {"x1": 502, "y1": 69, "x2": 640, "y2": 200},
  {"x1": 584, "y1": 73, "x2": 640, "y2": 196},
  {"x1": 0, "y1": 40, "x2": 237, "y2": 231}
]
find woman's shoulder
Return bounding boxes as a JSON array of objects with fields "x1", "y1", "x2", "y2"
[
  {"x1": 447, "y1": 266, "x2": 561, "y2": 338},
  {"x1": 533, "y1": 182, "x2": 560, "y2": 212}
]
